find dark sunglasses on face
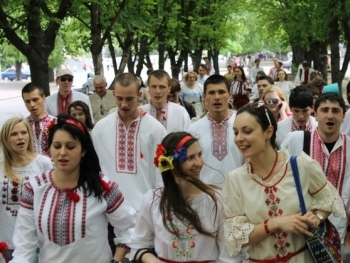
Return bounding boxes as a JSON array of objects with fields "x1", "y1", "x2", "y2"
[
  {"x1": 60, "y1": 77, "x2": 73, "y2": 82},
  {"x1": 264, "y1": 98, "x2": 279, "y2": 105}
]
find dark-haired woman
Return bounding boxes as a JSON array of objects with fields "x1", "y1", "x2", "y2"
[
  {"x1": 10, "y1": 115, "x2": 135, "y2": 263},
  {"x1": 223, "y1": 104, "x2": 345, "y2": 262},
  {"x1": 129, "y1": 132, "x2": 240, "y2": 263},
  {"x1": 68, "y1": 100, "x2": 94, "y2": 132},
  {"x1": 230, "y1": 66, "x2": 250, "y2": 110}
]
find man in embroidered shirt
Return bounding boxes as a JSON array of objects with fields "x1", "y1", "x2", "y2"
[
  {"x1": 141, "y1": 70, "x2": 191, "y2": 133},
  {"x1": 198, "y1": 64, "x2": 209, "y2": 85},
  {"x1": 22, "y1": 83, "x2": 56, "y2": 157},
  {"x1": 280, "y1": 93, "x2": 350, "y2": 261},
  {"x1": 91, "y1": 73, "x2": 166, "y2": 211},
  {"x1": 276, "y1": 86, "x2": 318, "y2": 145},
  {"x1": 188, "y1": 75, "x2": 243, "y2": 187},
  {"x1": 89, "y1": 75, "x2": 116, "y2": 123},
  {"x1": 45, "y1": 69, "x2": 93, "y2": 120}
]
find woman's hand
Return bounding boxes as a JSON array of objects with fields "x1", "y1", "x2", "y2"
[
  {"x1": 270, "y1": 213, "x2": 314, "y2": 237},
  {"x1": 302, "y1": 211, "x2": 323, "y2": 228}
]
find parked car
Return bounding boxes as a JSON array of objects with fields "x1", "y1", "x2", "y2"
[
  {"x1": 282, "y1": 59, "x2": 292, "y2": 70},
  {"x1": 72, "y1": 73, "x2": 94, "y2": 95},
  {"x1": 0, "y1": 68, "x2": 31, "y2": 81}
]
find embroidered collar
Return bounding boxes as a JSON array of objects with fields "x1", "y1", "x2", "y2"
[{"x1": 207, "y1": 110, "x2": 233, "y2": 125}]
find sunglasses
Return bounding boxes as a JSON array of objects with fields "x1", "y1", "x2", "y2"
[
  {"x1": 245, "y1": 102, "x2": 272, "y2": 126},
  {"x1": 264, "y1": 98, "x2": 279, "y2": 105},
  {"x1": 60, "y1": 77, "x2": 73, "y2": 82}
]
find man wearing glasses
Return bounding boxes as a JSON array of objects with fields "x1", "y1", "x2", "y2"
[
  {"x1": 89, "y1": 75, "x2": 116, "y2": 123},
  {"x1": 45, "y1": 69, "x2": 93, "y2": 119}
]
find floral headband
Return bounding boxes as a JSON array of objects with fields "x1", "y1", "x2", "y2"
[
  {"x1": 153, "y1": 135, "x2": 192, "y2": 172},
  {"x1": 43, "y1": 118, "x2": 85, "y2": 137}
]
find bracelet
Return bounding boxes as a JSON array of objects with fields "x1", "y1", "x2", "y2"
[
  {"x1": 264, "y1": 219, "x2": 272, "y2": 235},
  {"x1": 138, "y1": 250, "x2": 154, "y2": 263}
]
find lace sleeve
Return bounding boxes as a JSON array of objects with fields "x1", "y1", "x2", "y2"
[{"x1": 224, "y1": 216, "x2": 254, "y2": 256}]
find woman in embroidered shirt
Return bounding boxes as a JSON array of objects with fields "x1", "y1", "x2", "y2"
[
  {"x1": 230, "y1": 66, "x2": 251, "y2": 110},
  {"x1": 129, "y1": 132, "x2": 240, "y2": 263},
  {"x1": 223, "y1": 104, "x2": 345, "y2": 262},
  {"x1": 68, "y1": 100, "x2": 94, "y2": 132},
  {"x1": 0, "y1": 117, "x2": 52, "y2": 262},
  {"x1": 10, "y1": 115, "x2": 136, "y2": 263},
  {"x1": 261, "y1": 85, "x2": 292, "y2": 122}
]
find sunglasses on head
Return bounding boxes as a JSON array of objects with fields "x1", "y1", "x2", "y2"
[
  {"x1": 60, "y1": 77, "x2": 73, "y2": 82},
  {"x1": 245, "y1": 102, "x2": 272, "y2": 126},
  {"x1": 264, "y1": 98, "x2": 279, "y2": 105}
]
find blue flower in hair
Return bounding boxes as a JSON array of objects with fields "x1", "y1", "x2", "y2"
[{"x1": 173, "y1": 147, "x2": 187, "y2": 162}]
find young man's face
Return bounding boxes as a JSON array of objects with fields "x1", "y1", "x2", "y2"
[
  {"x1": 291, "y1": 107, "x2": 312, "y2": 127},
  {"x1": 22, "y1": 89, "x2": 46, "y2": 119},
  {"x1": 314, "y1": 100, "x2": 344, "y2": 139}
]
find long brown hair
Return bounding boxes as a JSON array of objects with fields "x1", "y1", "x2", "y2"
[{"x1": 158, "y1": 132, "x2": 218, "y2": 238}]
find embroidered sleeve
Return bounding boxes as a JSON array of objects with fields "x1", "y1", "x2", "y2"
[
  {"x1": 222, "y1": 171, "x2": 254, "y2": 256},
  {"x1": 300, "y1": 153, "x2": 346, "y2": 218},
  {"x1": 20, "y1": 182, "x2": 34, "y2": 210},
  {"x1": 103, "y1": 181, "x2": 124, "y2": 214}
]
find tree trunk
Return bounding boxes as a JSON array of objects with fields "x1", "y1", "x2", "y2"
[
  {"x1": 212, "y1": 50, "x2": 220, "y2": 74},
  {"x1": 15, "y1": 61, "x2": 22, "y2": 81},
  {"x1": 49, "y1": 67, "x2": 54, "y2": 82},
  {"x1": 136, "y1": 35, "x2": 148, "y2": 76},
  {"x1": 190, "y1": 49, "x2": 202, "y2": 73},
  {"x1": 309, "y1": 41, "x2": 328, "y2": 80},
  {"x1": 168, "y1": 49, "x2": 186, "y2": 80},
  {"x1": 158, "y1": 33, "x2": 166, "y2": 70},
  {"x1": 291, "y1": 45, "x2": 307, "y2": 68},
  {"x1": 90, "y1": 3, "x2": 103, "y2": 76},
  {"x1": 27, "y1": 55, "x2": 50, "y2": 96},
  {"x1": 329, "y1": 19, "x2": 341, "y2": 86},
  {"x1": 145, "y1": 53, "x2": 153, "y2": 71},
  {"x1": 108, "y1": 34, "x2": 118, "y2": 76}
]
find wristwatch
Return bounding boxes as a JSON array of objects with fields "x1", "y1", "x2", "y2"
[{"x1": 314, "y1": 212, "x2": 324, "y2": 222}]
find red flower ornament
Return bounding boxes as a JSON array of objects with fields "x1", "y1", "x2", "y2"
[{"x1": 67, "y1": 191, "x2": 80, "y2": 203}]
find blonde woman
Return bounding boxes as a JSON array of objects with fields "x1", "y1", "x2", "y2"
[
  {"x1": 262, "y1": 85, "x2": 292, "y2": 122},
  {"x1": 0, "y1": 117, "x2": 52, "y2": 261},
  {"x1": 179, "y1": 71, "x2": 204, "y2": 119}
]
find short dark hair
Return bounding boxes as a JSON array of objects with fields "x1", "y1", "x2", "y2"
[
  {"x1": 199, "y1": 64, "x2": 208, "y2": 71},
  {"x1": 114, "y1": 73, "x2": 140, "y2": 92},
  {"x1": 203, "y1": 74, "x2": 230, "y2": 94},
  {"x1": 314, "y1": 92, "x2": 346, "y2": 113},
  {"x1": 237, "y1": 105, "x2": 278, "y2": 149},
  {"x1": 302, "y1": 61, "x2": 310, "y2": 67},
  {"x1": 22, "y1": 83, "x2": 45, "y2": 98},
  {"x1": 169, "y1": 78, "x2": 181, "y2": 93},
  {"x1": 47, "y1": 114, "x2": 103, "y2": 199},
  {"x1": 257, "y1": 76, "x2": 274, "y2": 85},
  {"x1": 147, "y1": 69, "x2": 171, "y2": 86},
  {"x1": 254, "y1": 58, "x2": 261, "y2": 63},
  {"x1": 289, "y1": 86, "x2": 313, "y2": 108}
]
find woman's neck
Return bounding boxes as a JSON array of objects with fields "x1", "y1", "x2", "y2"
[
  {"x1": 249, "y1": 147, "x2": 277, "y2": 177},
  {"x1": 12, "y1": 151, "x2": 36, "y2": 167},
  {"x1": 175, "y1": 178, "x2": 202, "y2": 200},
  {"x1": 52, "y1": 169, "x2": 80, "y2": 189}
]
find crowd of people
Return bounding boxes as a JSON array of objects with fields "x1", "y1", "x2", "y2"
[{"x1": 0, "y1": 60, "x2": 350, "y2": 263}]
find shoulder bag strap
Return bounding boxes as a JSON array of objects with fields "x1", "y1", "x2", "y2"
[
  {"x1": 290, "y1": 156, "x2": 307, "y2": 215},
  {"x1": 303, "y1": 130, "x2": 311, "y2": 155}
]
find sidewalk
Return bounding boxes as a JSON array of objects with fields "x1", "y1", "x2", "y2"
[{"x1": 0, "y1": 81, "x2": 58, "y2": 101}]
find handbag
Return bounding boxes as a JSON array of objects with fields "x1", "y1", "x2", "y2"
[{"x1": 290, "y1": 155, "x2": 342, "y2": 263}]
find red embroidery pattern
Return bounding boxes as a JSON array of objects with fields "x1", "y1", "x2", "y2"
[
  {"x1": 150, "y1": 104, "x2": 168, "y2": 129},
  {"x1": 208, "y1": 112, "x2": 233, "y2": 161},
  {"x1": 291, "y1": 118, "x2": 313, "y2": 132},
  {"x1": 263, "y1": 185, "x2": 290, "y2": 258},
  {"x1": 115, "y1": 116, "x2": 141, "y2": 174},
  {"x1": 1, "y1": 176, "x2": 28, "y2": 216},
  {"x1": 27, "y1": 114, "x2": 56, "y2": 157},
  {"x1": 310, "y1": 131, "x2": 346, "y2": 194}
]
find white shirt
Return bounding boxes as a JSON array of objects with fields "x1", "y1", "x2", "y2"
[
  {"x1": 275, "y1": 81, "x2": 295, "y2": 99},
  {"x1": 249, "y1": 66, "x2": 265, "y2": 83},
  {"x1": 0, "y1": 155, "x2": 52, "y2": 249},
  {"x1": 280, "y1": 131, "x2": 350, "y2": 242},
  {"x1": 141, "y1": 102, "x2": 191, "y2": 133},
  {"x1": 188, "y1": 112, "x2": 243, "y2": 187},
  {"x1": 45, "y1": 91, "x2": 94, "y2": 122},
  {"x1": 276, "y1": 116, "x2": 318, "y2": 146},
  {"x1": 179, "y1": 83, "x2": 204, "y2": 119},
  {"x1": 129, "y1": 189, "x2": 241, "y2": 263},
  {"x1": 10, "y1": 172, "x2": 135, "y2": 263},
  {"x1": 91, "y1": 111, "x2": 167, "y2": 210}
]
